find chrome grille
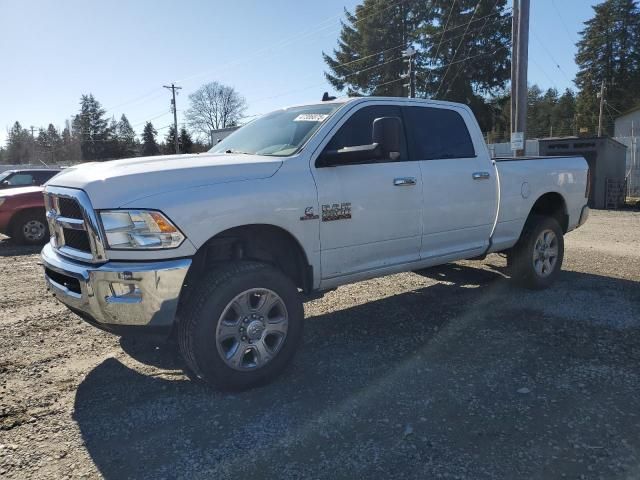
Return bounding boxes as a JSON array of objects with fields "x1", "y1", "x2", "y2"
[
  {"x1": 62, "y1": 228, "x2": 91, "y2": 251},
  {"x1": 57, "y1": 197, "x2": 84, "y2": 219},
  {"x1": 44, "y1": 187, "x2": 106, "y2": 263}
]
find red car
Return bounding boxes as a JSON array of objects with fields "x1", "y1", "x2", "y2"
[{"x1": 0, "y1": 186, "x2": 48, "y2": 245}]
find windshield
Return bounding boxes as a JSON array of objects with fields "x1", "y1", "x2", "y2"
[{"x1": 211, "y1": 103, "x2": 342, "y2": 156}]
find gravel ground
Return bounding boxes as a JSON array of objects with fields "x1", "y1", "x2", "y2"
[{"x1": 1, "y1": 210, "x2": 639, "y2": 479}]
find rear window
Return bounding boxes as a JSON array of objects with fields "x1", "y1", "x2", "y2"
[{"x1": 404, "y1": 107, "x2": 475, "y2": 160}]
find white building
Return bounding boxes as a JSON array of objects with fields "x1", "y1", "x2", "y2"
[
  {"x1": 615, "y1": 106, "x2": 640, "y2": 196},
  {"x1": 615, "y1": 105, "x2": 640, "y2": 138}
]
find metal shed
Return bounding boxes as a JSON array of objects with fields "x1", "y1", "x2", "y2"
[{"x1": 538, "y1": 137, "x2": 627, "y2": 209}]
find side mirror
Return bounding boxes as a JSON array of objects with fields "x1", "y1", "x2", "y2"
[
  {"x1": 0, "y1": 180, "x2": 9, "y2": 188},
  {"x1": 316, "y1": 115, "x2": 402, "y2": 168},
  {"x1": 372, "y1": 116, "x2": 402, "y2": 160},
  {"x1": 317, "y1": 143, "x2": 382, "y2": 167}
]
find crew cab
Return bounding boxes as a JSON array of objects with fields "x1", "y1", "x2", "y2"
[
  {"x1": 0, "y1": 186, "x2": 48, "y2": 244},
  {"x1": 41, "y1": 97, "x2": 590, "y2": 390}
]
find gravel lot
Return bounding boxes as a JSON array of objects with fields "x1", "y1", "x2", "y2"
[{"x1": 1, "y1": 210, "x2": 639, "y2": 479}]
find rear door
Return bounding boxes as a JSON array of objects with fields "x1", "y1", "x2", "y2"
[
  {"x1": 403, "y1": 105, "x2": 497, "y2": 260},
  {"x1": 312, "y1": 103, "x2": 423, "y2": 280}
]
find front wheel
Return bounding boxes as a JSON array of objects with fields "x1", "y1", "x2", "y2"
[
  {"x1": 12, "y1": 211, "x2": 49, "y2": 245},
  {"x1": 508, "y1": 215, "x2": 564, "y2": 290},
  {"x1": 177, "y1": 261, "x2": 303, "y2": 390}
]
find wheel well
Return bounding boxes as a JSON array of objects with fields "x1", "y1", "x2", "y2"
[
  {"x1": 8, "y1": 207, "x2": 46, "y2": 235},
  {"x1": 185, "y1": 225, "x2": 313, "y2": 293},
  {"x1": 528, "y1": 192, "x2": 568, "y2": 233}
]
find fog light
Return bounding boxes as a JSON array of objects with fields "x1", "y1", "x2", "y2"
[{"x1": 109, "y1": 282, "x2": 142, "y2": 299}]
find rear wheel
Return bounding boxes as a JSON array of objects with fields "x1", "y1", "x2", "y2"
[
  {"x1": 508, "y1": 215, "x2": 564, "y2": 290},
  {"x1": 12, "y1": 211, "x2": 48, "y2": 245},
  {"x1": 178, "y1": 261, "x2": 303, "y2": 390}
]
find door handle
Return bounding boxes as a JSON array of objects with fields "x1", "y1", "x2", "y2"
[
  {"x1": 472, "y1": 172, "x2": 491, "y2": 180},
  {"x1": 393, "y1": 177, "x2": 417, "y2": 186}
]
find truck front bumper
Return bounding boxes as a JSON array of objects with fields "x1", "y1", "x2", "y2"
[{"x1": 41, "y1": 243, "x2": 191, "y2": 335}]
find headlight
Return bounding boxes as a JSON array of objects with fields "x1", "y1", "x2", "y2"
[{"x1": 99, "y1": 210, "x2": 185, "y2": 249}]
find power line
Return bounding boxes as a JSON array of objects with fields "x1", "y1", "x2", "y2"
[
  {"x1": 93, "y1": 0, "x2": 410, "y2": 133},
  {"x1": 418, "y1": 44, "x2": 512, "y2": 80},
  {"x1": 550, "y1": 0, "x2": 577, "y2": 44},
  {"x1": 131, "y1": 110, "x2": 172, "y2": 128},
  {"x1": 441, "y1": 0, "x2": 506, "y2": 97},
  {"x1": 174, "y1": 0, "x2": 409, "y2": 87},
  {"x1": 323, "y1": 13, "x2": 510, "y2": 80},
  {"x1": 531, "y1": 30, "x2": 572, "y2": 83},
  {"x1": 530, "y1": 57, "x2": 560, "y2": 91},
  {"x1": 434, "y1": 0, "x2": 483, "y2": 98}
]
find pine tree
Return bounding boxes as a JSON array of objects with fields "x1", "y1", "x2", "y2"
[
  {"x1": 6, "y1": 121, "x2": 35, "y2": 164},
  {"x1": 116, "y1": 114, "x2": 137, "y2": 158},
  {"x1": 323, "y1": 0, "x2": 511, "y2": 130},
  {"x1": 35, "y1": 128, "x2": 49, "y2": 164},
  {"x1": 323, "y1": 0, "x2": 427, "y2": 96},
  {"x1": 418, "y1": 0, "x2": 510, "y2": 98},
  {"x1": 62, "y1": 120, "x2": 82, "y2": 163},
  {"x1": 552, "y1": 89, "x2": 577, "y2": 137},
  {"x1": 179, "y1": 127, "x2": 194, "y2": 154},
  {"x1": 164, "y1": 126, "x2": 178, "y2": 154},
  {"x1": 40, "y1": 124, "x2": 64, "y2": 164},
  {"x1": 575, "y1": 0, "x2": 640, "y2": 135},
  {"x1": 73, "y1": 94, "x2": 110, "y2": 161},
  {"x1": 104, "y1": 117, "x2": 119, "y2": 159},
  {"x1": 418, "y1": 0, "x2": 511, "y2": 130},
  {"x1": 486, "y1": 87, "x2": 577, "y2": 142},
  {"x1": 141, "y1": 122, "x2": 160, "y2": 156}
]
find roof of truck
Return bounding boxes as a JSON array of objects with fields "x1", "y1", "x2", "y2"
[{"x1": 283, "y1": 95, "x2": 472, "y2": 111}]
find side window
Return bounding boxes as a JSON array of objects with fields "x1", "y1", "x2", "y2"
[
  {"x1": 7, "y1": 173, "x2": 35, "y2": 186},
  {"x1": 404, "y1": 107, "x2": 475, "y2": 160},
  {"x1": 324, "y1": 105, "x2": 407, "y2": 162},
  {"x1": 37, "y1": 171, "x2": 57, "y2": 184}
]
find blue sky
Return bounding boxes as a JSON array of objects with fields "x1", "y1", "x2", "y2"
[{"x1": 0, "y1": 0, "x2": 598, "y2": 145}]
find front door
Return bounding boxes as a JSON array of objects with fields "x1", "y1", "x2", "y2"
[{"x1": 312, "y1": 104, "x2": 423, "y2": 280}]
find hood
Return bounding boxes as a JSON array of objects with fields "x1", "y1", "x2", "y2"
[
  {"x1": 0, "y1": 186, "x2": 43, "y2": 198},
  {"x1": 48, "y1": 153, "x2": 283, "y2": 208}
]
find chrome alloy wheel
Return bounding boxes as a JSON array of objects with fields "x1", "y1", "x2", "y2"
[
  {"x1": 532, "y1": 229, "x2": 559, "y2": 278},
  {"x1": 23, "y1": 220, "x2": 46, "y2": 242},
  {"x1": 216, "y1": 288, "x2": 289, "y2": 371}
]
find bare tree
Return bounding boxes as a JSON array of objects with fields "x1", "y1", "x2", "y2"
[{"x1": 185, "y1": 82, "x2": 247, "y2": 138}]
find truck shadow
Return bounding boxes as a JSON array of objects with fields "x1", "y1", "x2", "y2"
[
  {"x1": 73, "y1": 263, "x2": 640, "y2": 479},
  {"x1": 0, "y1": 238, "x2": 42, "y2": 257}
]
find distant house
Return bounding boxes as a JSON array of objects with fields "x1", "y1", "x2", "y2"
[
  {"x1": 614, "y1": 105, "x2": 640, "y2": 137},
  {"x1": 210, "y1": 126, "x2": 239, "y2": 146}
]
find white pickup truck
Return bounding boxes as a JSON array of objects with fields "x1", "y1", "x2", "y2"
[{"x1": 41, "y1": 97, "x2": 590, "y2": 389}]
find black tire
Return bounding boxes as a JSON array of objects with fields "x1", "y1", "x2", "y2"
[
  {"x1": 177, "y1": 261, "x2": 303, "y2": 390},
  {"x1": 508, "y1": 215, "x2": 564, "y2": 290},
  {"x1": 11, "y1": 210, "x2": 49, "y2": 245}
]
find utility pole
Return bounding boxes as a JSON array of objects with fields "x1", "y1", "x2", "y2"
[
  {"x1": 29, "y1": 126, "x2": 36, "y2": 137},
  {"x1": 163, "y1": 83, "x2": 182, "y2": 154},
  {"x1": 597, "y1": 80, "x2": 606, "y2": 137},
  {"x1": 401, "y1": 47, "x2": 416, "y2": 98},
  {"x1": 510, "y1": 0, "x2": 530, "y2": 157}
]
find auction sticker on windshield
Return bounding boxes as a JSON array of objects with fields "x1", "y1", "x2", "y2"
[{"x1": 294, "y1": 114, "x2": 329, "y2": 122}]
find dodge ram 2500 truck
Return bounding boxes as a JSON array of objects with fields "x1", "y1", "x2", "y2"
[{"x1": 41, "y1": 97, "x2": 590, "y2": 389}]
